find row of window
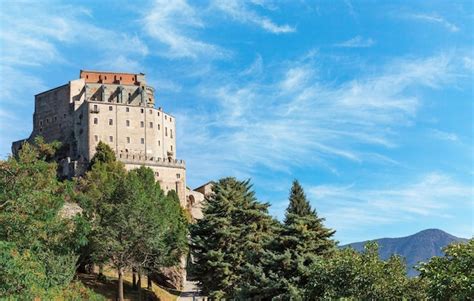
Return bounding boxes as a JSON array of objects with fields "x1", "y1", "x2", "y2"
[
  {"x1": 93, "y1": 118, "x2": 173, "y2": 138},
  {"x1": 93, "y1": 105, "x2": 172, "y2": 122},
  {"x1": 153, "y1": 171, "x2": 181, "y2": 179},
  {"x1": 94, "y1": 135, "x2": 173, "y2": 151},
  {"x1": 38, "y1": 113, "x2": 68, "y2": 127}
]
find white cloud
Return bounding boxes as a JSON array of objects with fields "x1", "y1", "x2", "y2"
[
  {"x1": 407, "y1": 13, "x2": 459, "y2": 32},
  {"x1": 430, "y1": 129, "x2": 459, "y2": 142},
  {"x1": 212, "y1": 0, "x2": 295, "y2": 34},
  {"x1": 179, "y1": 53, "x2": 461, "y2": 186},
  {"x1": 308, "y1": 172, "x2": 473, "y2": 230},
  {"x1": 143, "y1": 0, "x2": 227, "y2": 59},
  {"x1": 335, "y1": 36, "x2": 375, "y2": 48}
]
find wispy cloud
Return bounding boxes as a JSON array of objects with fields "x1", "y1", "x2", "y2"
[
  {"x1": 212, "y1": 0, "x2": 295, "y2": 34},
  {"x1": 430, "y1": 129, "x2": 459, "y2": 142},
  {"x1": 335, "y1": 36, "x2": 375, "y2": 48},
  {"x1": 407, "y1": 13, "x2": 459, "y2": 32},
  {"x1": 308, "y1": 172, "x2": 472, "y2": 230},
  {"x1": 179, "y1": 52, "x2": 461, "y2": 186},
  {"x1": 143, "y1": 0, "x2": 227, "y2": 59}
]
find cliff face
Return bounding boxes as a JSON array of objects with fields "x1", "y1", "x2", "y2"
[{"x1": 342, "y1": 229, "x2": 468, "y2": 276}]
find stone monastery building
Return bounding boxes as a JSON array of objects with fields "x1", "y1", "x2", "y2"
[{"x1": 12, "y1": 70, "x2": 208, "y2": 216}]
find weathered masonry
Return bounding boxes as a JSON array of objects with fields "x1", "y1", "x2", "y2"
[{"x1": 12, "y1": 71, "x2": 189, "y2": 205}]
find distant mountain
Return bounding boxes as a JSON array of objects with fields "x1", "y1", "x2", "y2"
[{"x1": 341, "y1": 229, "x2": 468, "y2": 276}]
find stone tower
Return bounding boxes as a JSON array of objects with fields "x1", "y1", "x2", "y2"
[{"x1": 12, "y1": 70, "x2": 186, "y2": 206}]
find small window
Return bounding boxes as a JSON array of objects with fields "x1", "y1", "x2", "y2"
[
  {"x1": 170, "y1": 117, "x2": 172, "y2": 122},
  {"x1": 141, "y1": 108, "x2": 144, "y2": 113},
  {"x1": 176, "y1": 173, "x2": 180, "y2": 179},
  {"x1": 170, "y1": 129, "x2": 173, "y2": 139},
  {"x1": 140, "y1": 121, "x2": 144, "y2": 128},
  {"x1": 120, "y1": 76, "x2": 122, "y2": 80},
  {"x1": 109, "y1": 119, "x2": 113, "y2": 126},
  {"x1": 39, "y1": 128, "x2": 43, "y2": 132},
  {"x1": 126, "y1": 107, "x2": 130, "y2": 112},
  {"x1": 109, "y1": 136, "x2": 113, "y2": 142},
  {"x1": 46, "y1": 118, "x2": 50, "y2": 123},
  {"x1": 39, "y1": 120, "x2": 43, "y2": 126},
  {"x1": 126, "y1": 120, "x2": 130, "y2": 127},
  {"x1": 127, "y1": 137, "x2": 130, "y2": 143},
  {"x1": 158, "y1": 124, "x2": 160, "y2": 130},
  {"x1": 109, "y1": 106, "x2": 113, "y2": 111},
  {"x1": 94, "y1": 118, "x2": 98, "y2": 124},
  {"x1": 165, "y1": 127, "x2": 168, "y2": 136},
  {"x1": 105, "y1": 76, "x2": 107, "y2": 80},
  {"x1": 155, "y1": 171, "x2": 159, "y2": 177},
  {"x1": 165, "y1": 115, "x2": 167, "y2": 120},
  {"x1": 94, "y1": 135, "x2": 98, "y2": 142},
  {"x1": 86, "y1": 75, "x2": 89, "y2": 79},
  {"x1": 94, "y1": 105, "x2": 98, "y2": 111},
  {"x1": 141, "y1": 138, "x2": 145, "y2": 144},
  {"x1": 158, "y1": 140, "x2": 160, "y2": 146},
  {"x1": 149, "y1": 122, "x2": 153, "y2": 128},
  {"x1": 54, "y1": 116, "x2": 57, "y2": 122},
  {"x1": 149, "y1": 109, "x2": 152, "y2": 114},
  {"x1": 171, "y1": 145, "x2": 173, "y2": 151},
  {"x1": 157, "y1": 112, "x2": 160, "y2": 116}
]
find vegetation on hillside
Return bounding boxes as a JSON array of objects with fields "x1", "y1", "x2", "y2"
[
  {"x1": 0, "y1": 140, "x2": 188, "y2": 300},
  {"x1": 1, "y1": 139, "x2": 472, "y2": 300}
]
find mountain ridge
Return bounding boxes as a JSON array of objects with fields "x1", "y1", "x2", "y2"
[{"x1": 341, "y1": 229, "x2": 469, "y2": 276}]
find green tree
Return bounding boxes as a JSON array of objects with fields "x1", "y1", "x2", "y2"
[
  {"x1": 89, "y1": 141, "x2": 116, "y2": 167},
  {"x1": 190, "y1": 177, "x2": 277, "y2": 299},
  {"x1": 0, "y1": 141, "x2": 88, "y2": 299},
  {"x1": 418, "y1": 239, "x2": 474, "y2": 300},
  {"x1": 285, "y1": 180, "x2": 312, "y2": 219},
  {"x1": 306, "y1": 242, "x2": 424, "y2": 300}
]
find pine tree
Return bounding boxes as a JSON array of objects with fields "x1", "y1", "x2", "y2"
[
  {"x1": 190, "y1": 178, "x2": 277, "y2": 299},
  {"x1": 266, "y1": 180, "x2": 336, "y2": 298},
  {"x1": 285, "y1": 180, "x2": 312, "y2": 221}
]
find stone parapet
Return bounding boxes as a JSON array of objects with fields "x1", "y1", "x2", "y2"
[{"x1": 117, "y1": 153, "x2": 185, "y2": 169}]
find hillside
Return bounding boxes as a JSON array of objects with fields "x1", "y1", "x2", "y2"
[{"x1": 342, "y1": 229, "x2": 468, "y2": 276}]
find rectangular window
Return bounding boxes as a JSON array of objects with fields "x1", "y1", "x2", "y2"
[
  {"x1": 158, "y1": 140, "x2": 160, "y2": 146},
  {"x1": 127, "y1": 137, "x2": 130, "y2": 143},
  {"x1": 109, "y1": 136, "x2": 113, "y2": 142},
  {"x1": 165, "y1": 127, "x2": 168, "y2": 136},
  {"x1": 126, "y1": 107, "x2": 130, "y2": 112},
  {"x1": 109, "y1": 119, "x2": 113, "y2": 125},
  {"x1": 149, "y1": 122, "x2": 153, "y2": 128},
  {"x1": 158, "y1": 124, "x2": 160, "y2": 130},
  {"x1": 94, "y1": 118, "x2": 98, "y2": 124},
  {"x1": 140, "y1": 121, "x2": 144, "y2": 128},
  {"x1": 126, "y1": 120, "x2": 130, "y2": 127},
  {"x1": 171, "y1": 145, "x2": 173, "y2": 151},
  {"x1": 141, "y1": 138, "x2": 145, "y2": 144},
  {"x1": 39, "y1": 120, "x2": 43, "y2": 126},
  {"x1": 54, "y1": 116, "x2": 57, "y2": 122},
  {"x1": 165, "y1": 115, "x2": 167, "y2": 120},
  {"x1": 155, "y1": 171, "x2": 159, "y2": 177},
  {"x1": 109, "y1": 106, "x2": 113, "y2": 111},
  {"x1": 170, "y1": 117, "x2": 173, "y2": 122},
  {"x1": 157, "y1": 112, "x2": 160, "y2": 116},
  {"x1": 176, "y1": 173, "x2": 180, "y2": 179},
  {"x1": 170, "y1": 129, "x2": 173, "y2": 138},
  {"x1": 149, "y1": 109, "x2": 152, "y2": 114},
  {"x1": 94, "y1": 135, "x2": 98, "y2": 142},
  {"x1": 141, "y1": 108, "x2": 144, "y2": 113},
  {"x1": 94, "y1": 105, "x2": 98, "y2": 111}
]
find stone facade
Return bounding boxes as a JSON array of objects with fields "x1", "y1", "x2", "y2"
[{"x1": 12, "y1": 70, "x2": 204, "y2": 209}]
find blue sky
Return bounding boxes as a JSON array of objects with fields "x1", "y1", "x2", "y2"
[{"x1": 1, "y1": 0, "x2": 473, "y2": 244}]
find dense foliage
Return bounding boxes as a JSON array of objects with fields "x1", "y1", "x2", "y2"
[
  {"x1": 0, "y1": 139, "x2": 97, "y2": 299},
  {"x1": 418, "y1": 239, "x2": 474, "y2": 300},
  {"x1": 1, "y1": 140, "x2": 188, "y2": 300}
]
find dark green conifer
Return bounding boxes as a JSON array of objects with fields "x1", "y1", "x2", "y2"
[{"x1": 190, "y1": 177, "x2": 277, "y2": 299}]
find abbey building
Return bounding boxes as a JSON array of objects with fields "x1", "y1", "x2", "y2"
[{"x1": 12, "y1": 70, "x2": 208, "y2": 214}]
